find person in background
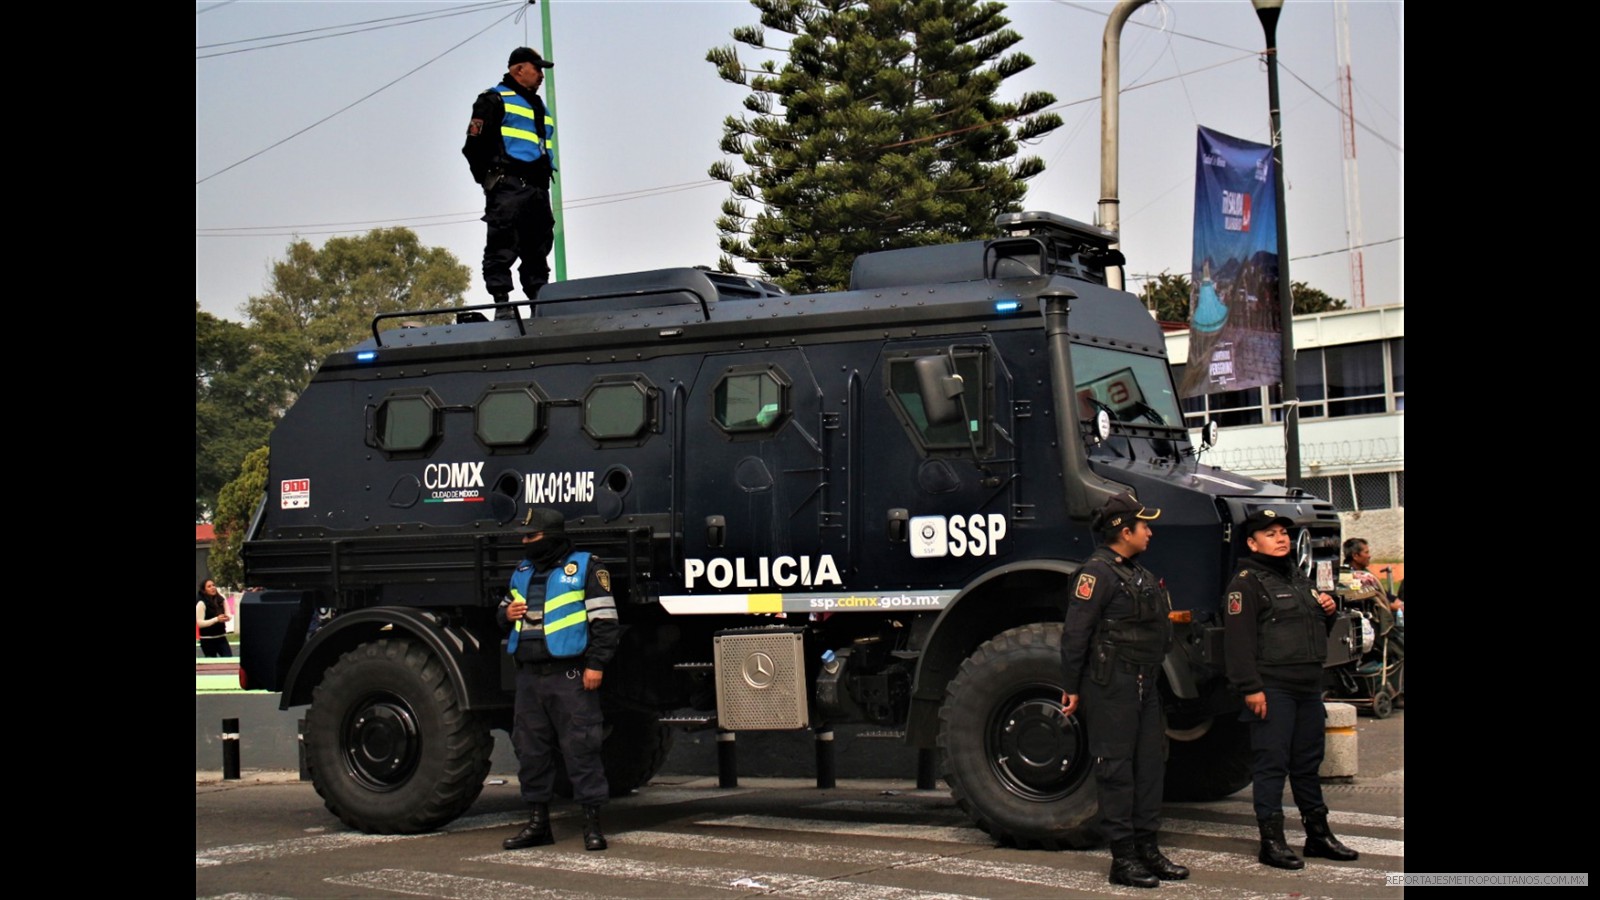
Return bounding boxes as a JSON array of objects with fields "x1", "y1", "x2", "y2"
[
  {"x1": 196, "y1": 579, "x2": 232, "y2": 657},
  {"x1": 1225, "y1": 511, "x2": 1359, "y2": 870}
]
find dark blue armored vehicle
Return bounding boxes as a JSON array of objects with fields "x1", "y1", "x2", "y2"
[{"x1": 240, "y1": 211, "x2": 1344, "y2": 846}]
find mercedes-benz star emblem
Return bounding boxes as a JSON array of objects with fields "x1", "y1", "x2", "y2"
[
  {"x1": 1295, "y1": 528, "x2": 1313, "y2": 578},
  {"x1": 742, "y1": 651, "x2": 776, "y2": 689}
]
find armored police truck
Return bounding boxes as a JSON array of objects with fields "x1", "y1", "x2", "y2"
[{"x1": 239, "y1": 210, "x2": 1344, "y2": 847}]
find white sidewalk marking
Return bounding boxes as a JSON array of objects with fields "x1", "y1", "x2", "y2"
[{"x1": 327, "y1": 869, "x2": 609, "y2": 899}]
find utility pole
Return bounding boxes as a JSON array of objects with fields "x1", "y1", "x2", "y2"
[{"x1": 538, "y1": 0, "x2": 566, "y2": 282}]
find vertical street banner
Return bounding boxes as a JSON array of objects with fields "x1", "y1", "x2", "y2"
[{"x1": 1179, "y1": 126, "x2": 1281, "y2": 398}]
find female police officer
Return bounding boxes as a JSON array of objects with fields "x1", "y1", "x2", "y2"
[
  {"x1": 1223, "y1": 509, "x2": 1360, "y2": 869},
  {"x1": 1061, "y1": 492, "x2": 1189, "y2": 888}
]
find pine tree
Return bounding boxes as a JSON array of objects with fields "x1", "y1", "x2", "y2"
[{"x1": 707, "y1": 0, "x2": 1062, "y2": 293}]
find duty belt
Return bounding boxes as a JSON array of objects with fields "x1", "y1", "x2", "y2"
[{"x1": 1115, "y1": 659, "x2": 1160, "y2": 676}]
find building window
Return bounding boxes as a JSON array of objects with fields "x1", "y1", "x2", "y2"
[
  {"x1": 1269, "y1": 470, "x2": 1400, "y2": 512},
  {"x1": 1324, "y1": 342, "x2": 1387, "y2": 417}
]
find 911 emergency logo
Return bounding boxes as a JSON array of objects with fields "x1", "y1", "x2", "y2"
[
  {"x1": 1228, "y1": 592, "x2": 1243, "y2": 615},
  {"x1": 1074, "y1": 573, "x2": 1097, "y2": 600}
]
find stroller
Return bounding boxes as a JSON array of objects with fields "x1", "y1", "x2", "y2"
[{"x1": 1323, "y1": 580, "x2": 1404, "y2": 718}]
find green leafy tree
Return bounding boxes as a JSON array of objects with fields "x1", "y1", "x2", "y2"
[
  {"x1": 210, "y1": 445, "x2": 269, "y2": 589},
  {"x1": 1139, "y1": 272, "x2": 1348, "y2": 324},
  {"x1": 707, "y1": 0, "x2": 1062, "y2": 293},
  {"x1": 197, "y1": 304, "x2": 275, "y2": 520},
  {"x1": 1288, "y1": 281, "x2": 1347, "y2": 315},
  {"x1": 243, "y1": 228, "x2": 471, "y2": 406}
]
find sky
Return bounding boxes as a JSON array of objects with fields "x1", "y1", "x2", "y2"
[{"x1": 195, "y1": 0, "x2": 1403, "y2": 324}]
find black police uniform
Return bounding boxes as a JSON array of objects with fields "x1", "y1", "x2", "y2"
[
  {"x1": 1062, "y1": 546, "x2": 1173, "y2": 848},
  {"x1": 462, "y1": 71, "x2": 555, "y2": 309},
  {"x1": 499, "y1": 552, "x2": 619, "y2": 809},
  {"x1": 1223, "y1": 553, "x2": 1331, "y2": 819},
  {"x1": 1224, "y1": 547, "x2": 1358, "y2": 866}
]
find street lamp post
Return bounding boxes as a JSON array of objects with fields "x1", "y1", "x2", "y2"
[{"x1": 1252, "y1": 0, "x2": 1300, "y2": 490}]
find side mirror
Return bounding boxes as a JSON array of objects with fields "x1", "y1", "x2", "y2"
[{"x1": 914, "y1": 355, "x2": 964, "y2": 427}]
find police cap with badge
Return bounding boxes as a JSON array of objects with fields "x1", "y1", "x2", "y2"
[
  {"x1": 1240, "y1": 508, "x2": 1292, "y2": 535},
  {"x1": 1094, "y1": 491, "x2": 1160, "y2": 533}
]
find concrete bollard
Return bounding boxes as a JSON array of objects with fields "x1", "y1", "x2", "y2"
[{"x1": 1319, "y1": 702, "x2": 1358, "y2": 780}]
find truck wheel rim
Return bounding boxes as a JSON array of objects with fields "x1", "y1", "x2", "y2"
[
  {"x1": 988, "y1": 689, "x2": 1089, "y2": 801},
  {"x1": 342, "y1": 693, "x2": 421, "y2": 790}
]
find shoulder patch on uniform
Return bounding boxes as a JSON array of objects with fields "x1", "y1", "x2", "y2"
[
  {"x1": 467, "y1": 117, "x2": 484, "y2": 136},
  {"x1": 596, "y1": 568, "x2": 611, "y2": 593},
  {"x1": 1227, "y1": 592, "x2": 1243, "y2": 615},
  {"x1": 1074, "y1": 573, "x2": 1097, "y2": 600},
  {"x1": 563, "y1": 562, "x2": 578, "y2": 577},
  {"x1": 1239, "y1": 570, "x2": 1249, "y2": 578}
]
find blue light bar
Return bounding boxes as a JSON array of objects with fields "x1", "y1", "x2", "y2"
[
  {"x1": 994, "y1": 299, "x2": 1022, "y2": 314},
  {"x1": 356, "y1": 351, "x2": 378, "y2": 362}
]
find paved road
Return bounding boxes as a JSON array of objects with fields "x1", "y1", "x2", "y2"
[{"x1": 197, "y1": 711, "x2": 1404, "y2": 899}]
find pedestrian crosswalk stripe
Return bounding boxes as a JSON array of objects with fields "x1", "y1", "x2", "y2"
[
  {"x1": 1160, "y1": 819, "x2": 1404, "y2": 857},
  {"x1": 697, "y1": 814, "x2": 995, "y2": 845},
  {"x1": 613, "y1": 829, "x2": 939, "y2": 865},
  {"x1": 903, "y1": 855, "x2": 1335, "y2": 900},
  {"x1": 328, "y1": 868, "x2": 607, "y2": 899},
  {"x1": 1143, "y1": 849, "x2": 1401, "y2": 888},
  {"x1": 475, "y1": 850, "x2": 984, "y2": 898},
  {"x1": 1174, "y1": 798, "x2": 1404, "y2": 829},
  {"x1": 196, "y1": 831, "x2": 437, "y2": 867}
]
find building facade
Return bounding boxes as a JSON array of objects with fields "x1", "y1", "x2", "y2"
[{"x1": 1165, "y1": 303, "x2": 1404, "y2": 558}]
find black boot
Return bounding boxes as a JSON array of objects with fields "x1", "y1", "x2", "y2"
[
  {"x1": 1108, "y1": 839, "x2": 1159, "y2": 888},
  {"x1": 503, "y1": 802, "x2": 553, "y2": 849},
  {"x1": 582, "y1": 804, "x2": 607, "y2": 851},
  {"x1": 1136, "y1": 836, "x2": 1190, "y2": 880},
  {"x1": 493, "y1": 294, "x2": 518, "y2": 321},
  {"x1": 1257, "y1": 813, "x2": 1305, "y2": 870},
  {"x1": 1303, "y1": 810, "x2": 1359, "y2": 861}
]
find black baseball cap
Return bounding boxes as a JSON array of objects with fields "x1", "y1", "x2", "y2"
[
  {"x1": 508, "y1": 47, "x2": 554, "y2": 69},
  {"x1": 1241, "y1": 508, "x2": 1294, "y2": 535},
  {"x1": 1095, "y1": 491, "x2": 1160, "y2": 532},
  {"x1": 516, "y1": 507, "x2": 566, "y2": 535}
]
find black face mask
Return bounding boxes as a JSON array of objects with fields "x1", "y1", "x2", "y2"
[{"x1": 525, "y1": 534, "x2": 571, "y2": 568}]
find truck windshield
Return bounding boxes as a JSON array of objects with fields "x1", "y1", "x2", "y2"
[{"x1": 1073, "y1": 345, "x2": 1185, "y2": 428}]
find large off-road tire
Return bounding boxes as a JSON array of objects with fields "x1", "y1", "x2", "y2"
[
  {"x1": 1162, "y1": 713, "x2": 1252, "y2": 802},
  {"x1": 305, "y1": 638, "x2": 493, "y2": 834},
  {"x1": 938, "y1": 623, "x2": 1097, "y2": 849},
  {"x1": 554, "y1": 705, "x2": 676, "y2": 798}
]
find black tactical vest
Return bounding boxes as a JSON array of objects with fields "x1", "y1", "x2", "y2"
[
  {"x1": 1245, "y1": 563, "x2": 1326, "y2": 666},
  {"x1": 1096, "y1": 555, "x2": 1174, "y2": 665}
]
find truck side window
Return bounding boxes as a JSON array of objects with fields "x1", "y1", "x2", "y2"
[
  {"x1": 583, "y1": 375, "x2": 659, "y2": 445},
  {"x1": 372, "y1": 389, "x2": 443, "y2": 456},
  {"x1": 712, "y1": 365, "x2": 791, "y2": 435},
  {"x1": 886, "y1": 351, "x2": 989, "y2": 453},
  {"x1": 475, "y1": 384, "x2": 548, "y2": 451}
]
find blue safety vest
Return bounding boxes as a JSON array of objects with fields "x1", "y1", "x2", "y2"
[
  {"x1": 508, "y1": 551, "x2": 590, "y2": 658},
  {"x1": 492, "y1": 85, "x2": 556, "y2": 170}
]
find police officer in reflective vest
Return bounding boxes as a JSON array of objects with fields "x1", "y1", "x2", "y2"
[
  {"x1": 462, "y1": 47, "x2": 557, "y2": 321},
  {"x1": 499, "y1": 507, "x2": 619, "y2": 852},
  {"x1": 1060, "y1": 492, "x2": 1188, "y2": 888},
  {"x1": 1224, "y1": 509, "x2": 1359, "y2": 869}
]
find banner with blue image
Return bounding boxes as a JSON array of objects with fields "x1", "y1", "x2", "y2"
[{"x1": 1179, "y1": 126, "x2": 1281, "y2": 398}]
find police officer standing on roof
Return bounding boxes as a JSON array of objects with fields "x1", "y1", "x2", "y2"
[
  {"x1": 1224, "y1": 509, "x2": 1360, "y2": 869},
  {"x1": 463, "y1": 47, "x2": 557, "y2": 321},
  {"x1": 1060, "y1": 492, "x2": 1188, "y2": 889},
  {"x1": 499, "y1": 507, "x2": 618, "y2": 852}
]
